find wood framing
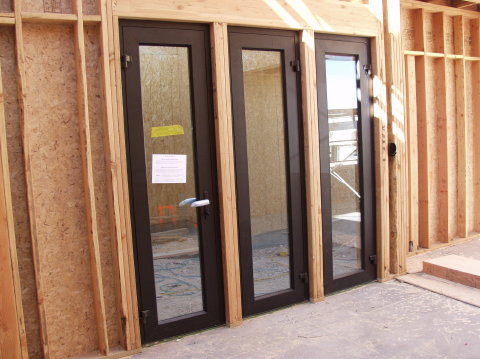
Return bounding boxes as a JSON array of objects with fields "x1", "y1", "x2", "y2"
[
  {"x1": 0, "y1": 0, "x2": 405, "y2": 357},
  {"x1": 300, "y1": 29, "x2": 324, "y2": 301},
  {"x1": 0, "y1": 64, "x2": 28, "y2": 359},
  {"x1": 210, "y1": 22, "x2": 243, "y2": 326},
  {"x1": 383, "y1": 0, "x2": 408, "y2": 275}
]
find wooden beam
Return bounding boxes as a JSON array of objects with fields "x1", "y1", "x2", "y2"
[
  {"x1": 383, "y1": 0, "x2": 408, "y2": 274},
  {"x1": 299, "y1": 29, "x2": 324, "y2": 300},
  {"x1": 112, "y1": 0, "x2": 379, "y2": 37},
  {"x1": 404, "y1": 55, "x2": 419, "y2": 252},
  {"x1": 210, "y1": 22, "x2": 243, "y2": 325},
  {"x1": 111, "y1": 14, "x2": 141, "y2": 349},
  {"x1": 369, "y1": 15, "x2": 391, "y2": 280},
  {"x1": 0, "y1": 64, "x2": 28, "y2": 359},
  {"x1": 454, "y1": 16, "x2": 468, "y2": 238},
  {"x1": 435, "y1": 56, "x2": 449, "y2": 243},
  {"x1": 416, "y1": 55, "x2": 431, "y2": 249},
  {"x1": 72, "y1": 0, "x2": 109, "y2": 354},
  {"x1": 13, "y1": 0, "x2": 51, "y2": 356},
  {"x1": 97, "y1": 0, "x2": 131, "y2": 349},
  {"x1": 472, "y1": 19, "x2": 480, "y2": 231}
]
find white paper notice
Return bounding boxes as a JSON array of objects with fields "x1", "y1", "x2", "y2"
[{"x1": 152, "y1": 154, "x2": 187, "y2": 184}]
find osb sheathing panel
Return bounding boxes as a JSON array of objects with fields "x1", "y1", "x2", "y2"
[
  {"x1": 23, "y1": 0, "x2": 72, "y2": 14},
  {"x1": 84, "y1": 24, "x2": 121, "y2": 347},
  {"x1": 23, "y1": 23, "x2": 97, "y2": 358},
  {"x1": 445, "y1": 17, "x2": 454, "y2": 55},
  {"x1": 0, "y1": 0, "x2": 12, "y2": 13},
  {"x1": 83, "y1": 0, "x2": 97, "y2": 15},
  {"x1": 0, "y1": 27, "x2": 43, "y2": 359},
  {"x1": 464, "y1": 61, "x2": 474, "y2": 234},
  {"x1": 401, "y1": 8, "x2": 415, "y2": 51},
  {"x1": 445, "y1": 59, "x2": 457, "y2": 240}
]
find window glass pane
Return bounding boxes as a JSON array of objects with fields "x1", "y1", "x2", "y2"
[
  {"x1": 140, "y1": 45, "x2": 204, "y2": 321},
  {"x1": 242, "y1": 50, "x2": 292, "y2": 296},
  {"x1": 325, "y1": 54, "x2": 362, "y2": 279}
]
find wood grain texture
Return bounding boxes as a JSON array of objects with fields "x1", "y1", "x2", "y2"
[
  {"x1": 73, "y1": 0, "x2": 109, "y2": 352},
  {"x1": 404, "y1": 55, "x2": 418, "y2": 252},
  {"x1": 0, "y1": 63, "x2": 28, "y2": 359},
  {"x1": 383, "y1": 0, "x2": 408, "y2": 274},
  {"x1": 210, "y1": 22, "x2": 243, "y2": 325},
  {"x1": 113, "y1": 0, "x2": 378, "y2": 36},
  {"x1": 0, "y1": 26, "x2": 43, "y2": 359},
  {"x1": 13, "y1": 0, "x2": 51, "y2": 356},
  {"x1": 299, "y1": 29, "x2": 324, "y2": 300}
]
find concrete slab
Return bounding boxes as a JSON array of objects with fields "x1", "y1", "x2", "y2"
[{"x1": 128, "y1": 281, "x2": 480, "y2": 359}]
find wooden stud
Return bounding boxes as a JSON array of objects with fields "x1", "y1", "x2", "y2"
[
  {"x1": 210, "y1": 22, "x2": 243, "y2": 324},
  {"x1": 299, "y1": 29, "x2": 324, "y2": 300},
  {"x1": 97, "y1": 0, "x2": 131, "y2": 349},
  {"x1": 369, "y1": 17, "x2": 391, "y2": 281},
  {"x1": 0, "y1": 64, "x2": 28, "y2": 359},
  {"x1": 435, "y1": 55, "x2": 449, "y2": 243},
  {"x1": 415, "y1": 55, "x2": 430, "y2": 249},
  {"x1": 111, "y1": 14, "x2": 141, "y2": 349},
  {"x1": 473, "y1": 19, "x2": 480, "y2": 232},
  {"x1": 383, "y1": 0, "x2": 408, "y2": 274},
  {"x1": 98, "y1": 0, "x2": 141, "y2": 349},
  {"x1": 13, "y1": 0, "x2": 51, "y2": 356},
  {"x1": 454, "y1": 16, "x2": 468, "y2": 238},
  {"x1": 72, "y1": 0, "x2": 110, "y2": 354},
  {"x1": 404, "y1": 55, "x2": 419, "y2": 251}
]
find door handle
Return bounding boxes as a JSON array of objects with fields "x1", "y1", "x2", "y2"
[
  {"x1": 179, "y1": 198, "x2": 196, "y2": 207},
  {"x1": 190, "y1": 199, "x2": 210, "y2": 208}
]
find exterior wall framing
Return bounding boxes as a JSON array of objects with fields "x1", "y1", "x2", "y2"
[{"x1": 0, "y1": 0, "x2": 416, "y2": 357}]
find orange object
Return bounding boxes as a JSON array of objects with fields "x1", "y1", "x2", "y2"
[{"x1": 158, "y1": 205, "x2": 177, "y2": 225}]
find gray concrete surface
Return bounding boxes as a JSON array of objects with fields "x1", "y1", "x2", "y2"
[{"x1": 129, "y1": 281, "x2": 480, "y2": 359}]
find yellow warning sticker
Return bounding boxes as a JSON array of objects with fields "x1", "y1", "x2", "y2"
[{"x1": 151, "y1": 125, "x2": 185, "y2": 138}]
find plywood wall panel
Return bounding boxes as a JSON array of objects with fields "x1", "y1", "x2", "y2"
[
  {"x1": 445, "y1": 58, "x2": 458, "y2": 240},
  {"x1": 463, "y1": 19, "x2": 473, "y2": 57},
  {"x1": 23, "y1": 23, "x2": 97, "y2": 359},
  {"x1": 22, "y1": 0, "x2": 72, "y2": 14},
  {"x1": 444, "y1": 16, "x2": 454, "y2": 55},
  {"x1": 83, "y1": 0, "x2": 97, "y2": 15},
  {"x1": 0, "y1": 0, "x2": 12, "y2": 12},
  {"x1": 84, "y1": 23, "x2": 121, "y2": 348},
  {"x1": 0, "y1": 26, "x2": 43, "y2": 359}
]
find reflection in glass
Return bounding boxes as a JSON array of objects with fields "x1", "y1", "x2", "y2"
[
  {"x1": 139, "y1": 46, "x2": 203, "y2": 322},
  {"x1": 325, "y1": 55, "x2": 362, "y2": 279},
  {"x1": 242, "y1": 50, "x2": 291, "y2": 296}
]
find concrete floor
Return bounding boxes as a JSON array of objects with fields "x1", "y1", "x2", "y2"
[{"x1": 129, "y1": 280, "x2": 480, "y2": 359}]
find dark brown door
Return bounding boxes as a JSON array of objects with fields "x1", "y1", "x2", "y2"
[
  {"x1": 315, "y1": 34, "x2": 376, "y2": 294},
  {"x1": 121, "y1": 21, "x2": 224, "y2": 343},
  {"x1": 229, "y1": 27, "x2": 308, "y2": 316}
]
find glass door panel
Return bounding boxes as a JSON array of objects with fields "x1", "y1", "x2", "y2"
[
  {"x1": 139, "y1": 45, "x2": 204, "y2": 321},
  {"x1": 325, "y1": 55, "x2": 362, "y2": 279},
  {"x1": 122, "y1": 22, "x2": 224, "y2": 343},
  {"x1": 229, "y1": 28, "x2": 307, "y2": 317},
  {"x1": 315, "y1": 35, "x2": 376, "y2": 294}
]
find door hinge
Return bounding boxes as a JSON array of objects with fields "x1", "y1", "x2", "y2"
[
  {"x1": 140, "y1": 309, "x2": 151, "y2": 327},
  {"x1": 290, "y1": 59, "x2": 301, "y2": 72},
  {"x1": 121, "y1": 54, "x2": 132, "y2": 69},
  {"x1": 369, "y1": 254, "x2": 377, "y2": 265},
  {"x1": 299, "y1": 272, "x2": 308, "y2": 283},
  {"x1": 363, "y1": 64, "x2": 372, "y2": 77}
]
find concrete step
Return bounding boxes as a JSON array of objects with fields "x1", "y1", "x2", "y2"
[{"x1": 423, "y1": 254, "x2": 480, "y2": 289}]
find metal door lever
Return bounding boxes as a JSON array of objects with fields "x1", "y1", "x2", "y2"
[{"x1": 190, "y1": 199, "x2": 210, "y2": 208}]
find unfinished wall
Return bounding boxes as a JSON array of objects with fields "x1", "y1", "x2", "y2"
[{"x1": 402, "y1": 3, "x2": 480, "y2": 253}]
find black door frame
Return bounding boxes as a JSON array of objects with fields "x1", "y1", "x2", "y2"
[
  {"x1": 229, "y1": 27, "x2": 308, "y2": 316},
  {"x1": 120, "y1": 20, "x2": 225, "y2": 343},
  {"x1": 315, "y1": 34, "x2": 376, "y2": 294}
]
